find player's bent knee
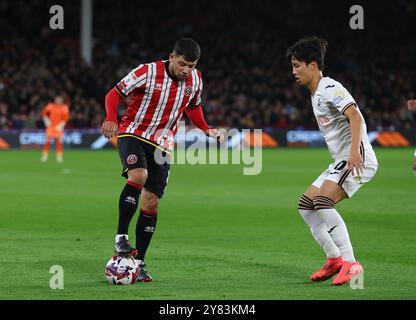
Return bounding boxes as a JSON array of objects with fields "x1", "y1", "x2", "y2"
[
  {"x1": 128, "y1": 168, "x2": 148, "y2": 186},
  {"x1": 312, "y1": 195, "x2": 335, "y2": 210},
  {"x1": 142, "y1": 196, "x2": 159, "y2": 212}
]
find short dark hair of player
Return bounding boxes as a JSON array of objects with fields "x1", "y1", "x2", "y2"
[
  {"x1": 286, "y1": 36, "x2": 328, "y2": 70},
  {"x1": 173, "y1": 38, "x2": 201, "y2": 62}
]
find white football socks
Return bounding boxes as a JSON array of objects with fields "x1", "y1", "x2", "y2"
[
  {"x1": 299, "y1": 209, "x2": 341, "y2": 259},
  {"x1": 317, "y1": 208, "x2": 356, "y2": 262}
]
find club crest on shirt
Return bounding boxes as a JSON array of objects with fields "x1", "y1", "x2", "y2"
[
  {"x1": 185, "y1": 87, "x2": 192, "y2": 96},
  {"x1": 127, "y1": 154, "x2": 138, "y2": 165},
  {"x1": 316, "y1": 98, "x2": 327, "y2": 112}
]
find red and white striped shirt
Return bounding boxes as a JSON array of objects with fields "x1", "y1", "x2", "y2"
[{"x1": 114, "y1": 60, "x2": 203, "y2": 150}]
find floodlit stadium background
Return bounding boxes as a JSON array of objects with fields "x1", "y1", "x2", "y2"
[
  {"x1": 0, "y1": 0, "x2": 415, "y2": 300},
  {"x1": 1, "y1": 0, "x2": 415, "y2": 147}
]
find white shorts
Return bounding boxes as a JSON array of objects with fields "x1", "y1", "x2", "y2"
[{"x1": 312, "y1": 159, "x2": 378, "y2": 198}]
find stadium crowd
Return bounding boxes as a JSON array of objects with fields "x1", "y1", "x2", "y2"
[{"x1": 1, "y1": 0, "x2": 415, "y2": 132}]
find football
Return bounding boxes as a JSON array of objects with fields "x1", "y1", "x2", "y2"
[{"x1": 105, "y1": 255, "x2": 139, "y2": 285}]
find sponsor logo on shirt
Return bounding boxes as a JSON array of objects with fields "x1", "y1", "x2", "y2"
[
  {"x1": 317, "y1": 116, "x2": 331, "y2": 126},
  {"x1": 333, "y1": 90, "x2": 346, "y2": 106}
]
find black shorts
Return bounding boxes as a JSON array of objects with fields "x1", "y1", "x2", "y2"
[{"x1": 117, "y1": 134, "x2": 171, "y2": 199}]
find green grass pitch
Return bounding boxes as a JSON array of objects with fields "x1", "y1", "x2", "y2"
[{"x1": 0, "y1": 148, "x2": 415, "y2": 299}]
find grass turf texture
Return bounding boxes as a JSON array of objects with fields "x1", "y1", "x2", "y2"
[{"x1": 0, "y1": 148, "x2": 415, "y2": 300}]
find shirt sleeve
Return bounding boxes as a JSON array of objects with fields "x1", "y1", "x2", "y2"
[
  {"x1": 104, "y1": 88, "x2": 121, "y2": 123},
  {"x1": 114, "y1": 64, "x2": 148, "y2": 97},
  {"x1": 321, "y1": 81, "x2": 356, "y2": 115},
  {"x1": 188, "y1": 71, "x2": 203, "y2": 108},
  {"x1": 185, "y1": 105, "x2": 210, "y2": 133}
]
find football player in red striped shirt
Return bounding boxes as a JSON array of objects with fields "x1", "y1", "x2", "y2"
[{"x1": 101, "y1": 38, "x2": 223, "y2": 281}]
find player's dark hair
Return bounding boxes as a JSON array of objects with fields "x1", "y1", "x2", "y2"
[
  {"x1": 173, "y1": 38, "x2": 201, "y2": 62},
  {"x1": 286, "y1": 36, "x2": 328, "y2": 70}
]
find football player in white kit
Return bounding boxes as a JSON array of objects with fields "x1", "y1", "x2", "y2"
[
  {"x1": 407, "y1": 99, "x2": 416, "y2": 174},
  {"x1": 286, "y1": 36, "x2": 378, "y2": 285}
]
